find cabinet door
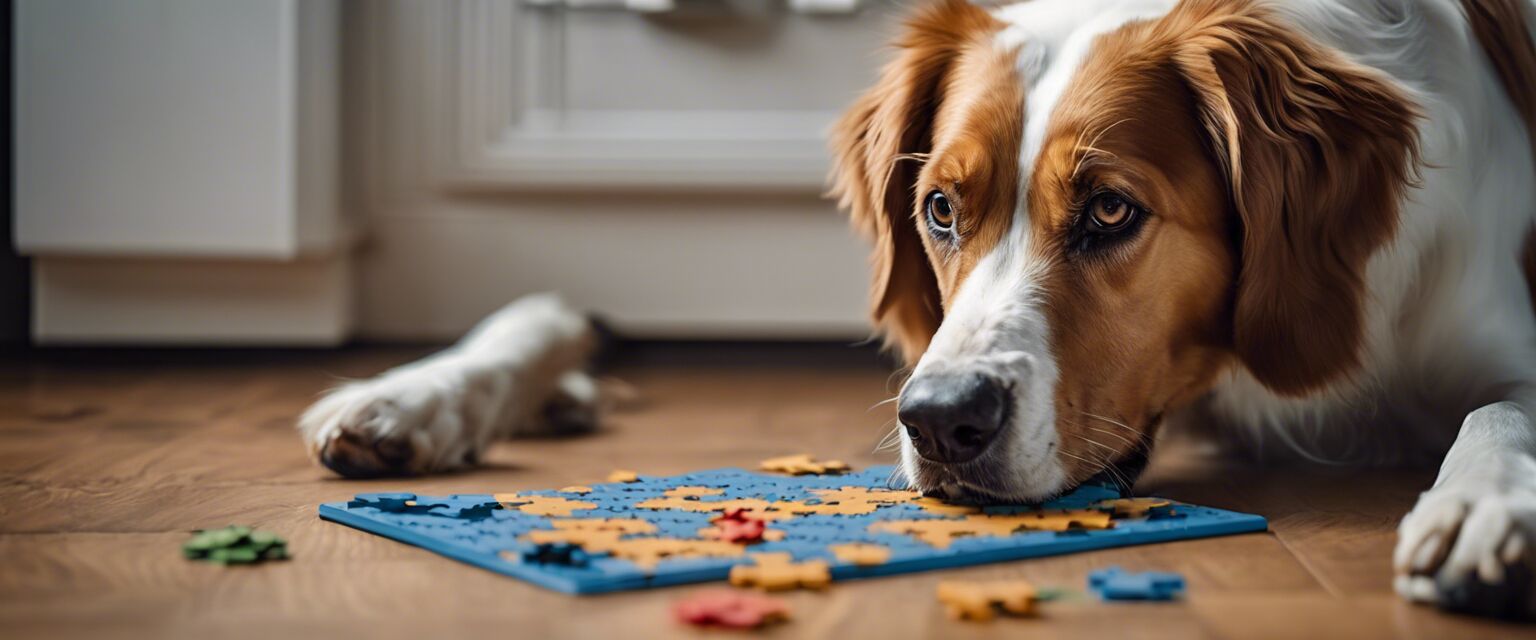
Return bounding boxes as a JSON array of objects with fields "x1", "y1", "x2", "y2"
[
  {"x1": 15, "y1": 0, "x2": 341, "y2": 258},
  {"x1": 431, "y1": 0, "x2": 903, "y2": 192}
]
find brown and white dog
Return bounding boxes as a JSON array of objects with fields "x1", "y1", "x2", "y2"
[
  {"x1": 297, "y1": 0, "x2": 1536, "y2": 620},
  {"x1": 828, "y1": 0, "x2": 1536, "y2": 619}
]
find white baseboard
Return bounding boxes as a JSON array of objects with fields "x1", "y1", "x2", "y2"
[{"x1": 33, "y1": 256, "x2": 354, "y2": 346}]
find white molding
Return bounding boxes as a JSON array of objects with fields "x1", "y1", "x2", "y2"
[
  {"x1": 427, "y1": 0, "x2": 834, "y2": 192},
  {"x1": 34, "y1": 256, "x2": 354, "y2": 346}
]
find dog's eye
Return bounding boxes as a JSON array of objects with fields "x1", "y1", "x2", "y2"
[
  {"x1": 925, "y1": 191, "x2": 954, "y2": 232},
  {"x1": 1088, "y1": 193, "x2": 1139, "y2": 232}
]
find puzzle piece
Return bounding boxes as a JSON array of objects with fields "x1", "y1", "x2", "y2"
[
  {"x1": 347, "y1": 493, "x2": 447, "y2": 514},
  {"x1": 183, "y1": 525, "x2": 289, "y2": 565},
  {"x1": 829, "y1": 543, "x2": 890, "y2": 566},
  {"x1": 1097, "y1": 498, "x2": 1174, "y2": 519},
  {"x1": 914, "y1": 496, "x2": 982, "y2": 516},
  {"x1": 936, "y1": 580, "x2": 1038, "y2": 621},
  {"x1": 494, "y1": 494, "x2": 598, "y2": 517},
  {"x1": 871, "y1": 510, "x2": 1113, "y2": 548},
  {"x1": 559, "y1": 486, "x2": 592, "y2": 494},
  {"x1": 673, "y1": 589, "x2": 790, "y2": 629},
  {"x1": 729, "y1": 552, "x2": 831, "y2": 591},
  {"x1": 638, "y1": 486, "x2": 919, "y2": 521},
  {"x1": 1088, "y1": 566, "x2": 1185, "y2": 601},
  {"x1": 607, "y1": 469, "x2": 639, "y2": 483},
  {"x1": 703, "y1": 508, "x2": 772, "y2": 544},
  {"x1": 759, "y1": 454, "x2": 851, "y2": 476},
  {"x1": 525, "y1": 518, "x2": 744, "y2": 570},
  {"x1": 516, "y1": 542, "x2": 600, "y2": 567}
]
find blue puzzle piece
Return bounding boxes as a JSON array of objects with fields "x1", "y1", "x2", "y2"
[
  {"x1": 520, "y1": 542, "x2": 603, "y2": 567},
  {"x1": 319, "y1": 466, "x2": 1263, "y2": 595},
  {"x1": 1088, "y1": 566, "x2": 1186, "y2": 601}
]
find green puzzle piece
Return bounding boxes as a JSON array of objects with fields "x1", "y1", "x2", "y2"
[{"x1": 184, "y1": 525, "x2": 289, "y2": 565}]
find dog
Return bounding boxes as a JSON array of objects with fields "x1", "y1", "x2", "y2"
[
  {"x1": 297, "y1": 0, "x2": 1536, "y2": 620},
  {"x1": 826, "y1": 0, "x2": 1536, "y2": 619}
]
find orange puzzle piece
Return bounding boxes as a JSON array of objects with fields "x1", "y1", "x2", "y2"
[
  {"x1": 493, "y1": 494, "x2": 597, "y2": 517},
  {"x1": 728, "y1": 552, "x2": 831, "y2": 591},
  {"x1": 870, "y1": 509, "x2": 1113, "y2": 548},
  {"x1": 829, "y1": 543, "x2": 891, "y2": 566},
  {"x1": 758, "y1": 454, "x2": 852, "y2": 476},
  {"x1": 936, "y1": 580, "x2": 1038, "y2": 621}
]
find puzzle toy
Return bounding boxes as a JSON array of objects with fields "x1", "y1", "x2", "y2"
[
  {"x1": 317, "y1": 465, "x2": 1265, "y2": 594},
  {"x1": 1088, "y1": 566, "x2": 1186, "y2": 601}
]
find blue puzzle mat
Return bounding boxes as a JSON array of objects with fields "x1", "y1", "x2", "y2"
[{"x1": 318, "y1": 466, "x2": 1266, "y2": 594}]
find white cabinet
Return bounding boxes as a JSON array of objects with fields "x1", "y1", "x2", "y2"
[{"x1": 15, "y1": 0, "x2": 350, "y2": 344}]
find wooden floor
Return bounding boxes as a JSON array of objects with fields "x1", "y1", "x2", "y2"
[{"x1": 2, "y1": 347, "x2": 1532, "y2": 639}]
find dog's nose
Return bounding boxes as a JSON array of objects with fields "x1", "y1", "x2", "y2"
[{"x1": 898, "y1": 372, "x2": 1007, "y2": 463}]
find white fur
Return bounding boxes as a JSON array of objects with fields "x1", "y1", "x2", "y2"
[
  {"x1": 908, "y1": 0, "x2": 1536, "y2": 613},
  {"x1": 297, "y1": 293, "x2": 599, "y2": 474}
]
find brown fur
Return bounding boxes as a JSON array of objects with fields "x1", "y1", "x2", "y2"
[
  {"x1": 827, "y1": 0, "x2": 1011, "y2": 363},
  {"x1": 1029, "y1": 46, "x2": 1237, "y2": 480},
  {"x1": 1166, "y1": 0, "x2": 1422, "y2": 395}
]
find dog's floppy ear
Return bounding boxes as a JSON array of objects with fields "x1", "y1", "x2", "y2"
[
  {"x1": 1170, "y1": 0, "x2": 1421, "y2": 394},
  {"x1": 829, "y1": 0, "x2": 996, "y2": 364}
]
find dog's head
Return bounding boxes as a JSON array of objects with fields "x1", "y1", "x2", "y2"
[{"x1": 831, "y1": 0, "x2": 1420, "y2": 501}]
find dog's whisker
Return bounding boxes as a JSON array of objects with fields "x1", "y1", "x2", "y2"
[
  {"x1": 1078, "y1": 410, "x2": 1138, "y2": 434},
  {"x1": 867, "y1": 396, "x2": 900, "y2": 412}
]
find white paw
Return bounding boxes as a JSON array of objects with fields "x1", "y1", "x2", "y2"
[
  {"x1": 1394, "y1": 451, "x2": 1536, "y2": 620},
  {"x1": 298, "y1": 365, "x2": 503, "y2": 477}
]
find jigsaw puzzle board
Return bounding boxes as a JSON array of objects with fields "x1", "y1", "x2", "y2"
[{"x1": 318, "y1": 466, "x2": 1267, "y2": 594}]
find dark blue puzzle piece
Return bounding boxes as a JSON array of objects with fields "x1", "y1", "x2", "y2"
[
  {"x1": 1089, "y1": 566, "x2": 1186, "y2": 601},
  {"x1": 319, "y1": 465, "x2": 1264, "y2": 595}
]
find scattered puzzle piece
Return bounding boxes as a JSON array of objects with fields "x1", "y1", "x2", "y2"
[
  {"x1": 759, "y1": 454, "x2": 851, "y2": 476},
  {"x1": 607, "y1": 469, "x2": 639, "y2": 483},
  {"x1": 936, "y1": 580, "x2": 1038, "y2": 621},
  {"x1": 871, "y1": 510, "x2": 1113, "y2": 548},
  {"x1": 1088, "y1": 566, "x2": 1185, "y2": 601},
  {"x1": 829, "y1": 543, "x2": 890, "y2": 566},
  {"x1": 729, "y1": 552, "x2": 831, "y2": 591},
  {"x1": 559, "y1": 486, "x2": 592, "y2": 494},
  {"x1": 494, "y1": 494, "x2": 598, "y2": 517},
  {"x1": 1097, "y1": 498, "x2": 1173, "y2": 519},
  {"x1": 673, "y1": 589, "x2": 791, "y2": 629},
  {"x1": 183, "y1": 525, "x2": 289, "y2": 565}
]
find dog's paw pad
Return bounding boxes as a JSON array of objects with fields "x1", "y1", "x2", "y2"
[{"x1": 319, "y1": 427, "x2": 420, "y2": 478}]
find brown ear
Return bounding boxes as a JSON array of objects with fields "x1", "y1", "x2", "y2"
[
  {"x1": 828, "y1": 0, "x2": 996, "y2": 364},
  {"x1": 1170, "y1": 0, "x2": 1421, "y2": 394}
]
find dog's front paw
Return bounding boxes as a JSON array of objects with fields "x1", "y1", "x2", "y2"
[
  {"x1": 298, "y1": 369, "x2": 498, "y2": 477},
  {"x1": 1395, "y1": 451, "x2": 1536, "y2": 620}
]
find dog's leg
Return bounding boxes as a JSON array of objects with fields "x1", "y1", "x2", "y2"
[
  {"x1": 297, "y1": 293, "x2": 599, "y2": 477},
  {"x1": 1395, "y1": 395, "x2": 1536, "y2": 619}
]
